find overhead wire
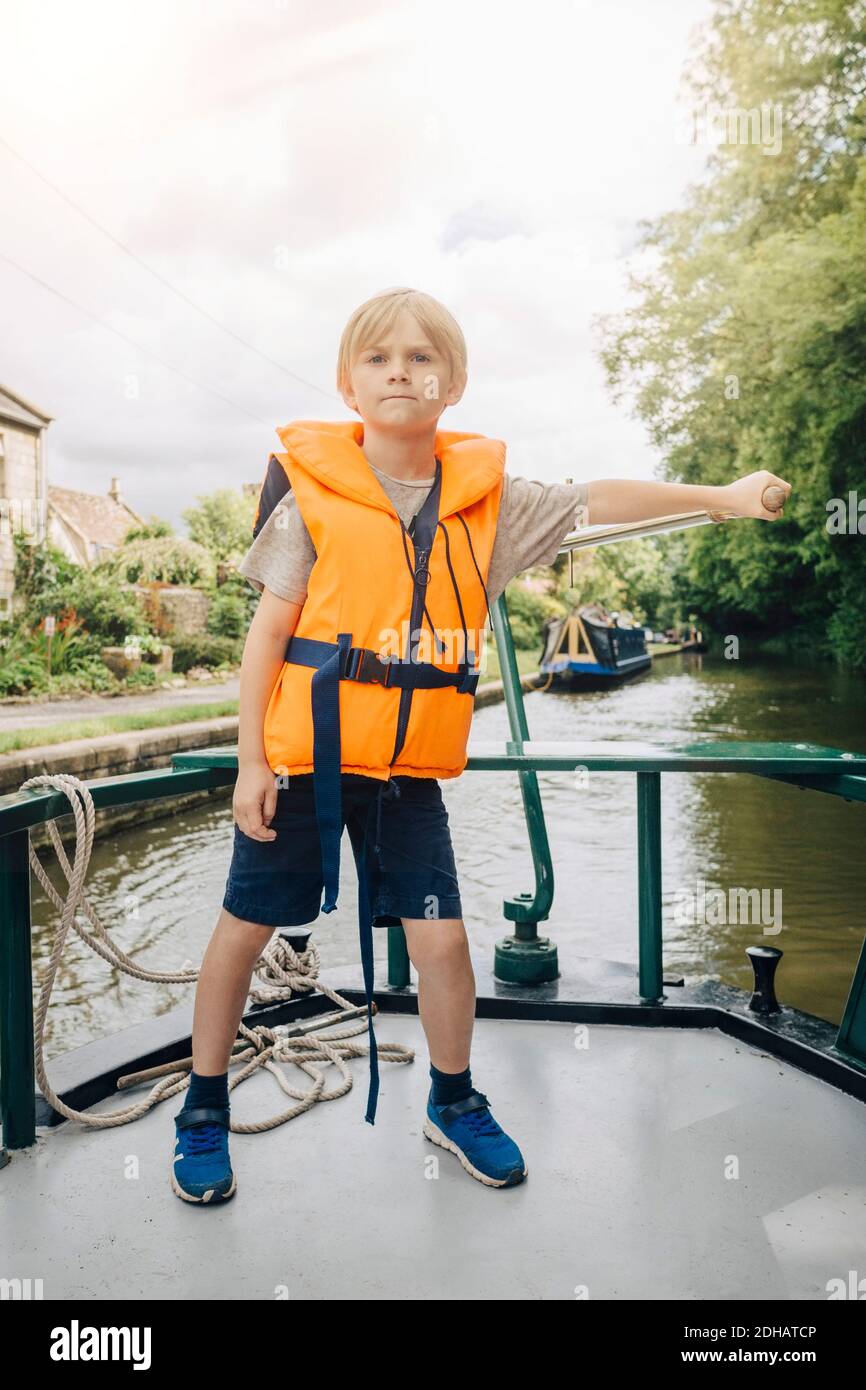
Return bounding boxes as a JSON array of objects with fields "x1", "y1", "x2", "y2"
[
  {"x1": 0, "y1": 248, "x2": 273, "y2": 427},
  {"x1": 0, "y1": 132, "x2": 340, "y2": 418}
]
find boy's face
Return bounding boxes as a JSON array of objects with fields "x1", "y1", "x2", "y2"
[{"x1": 344, "y1": 309, "x2": 464, "y2": 430}]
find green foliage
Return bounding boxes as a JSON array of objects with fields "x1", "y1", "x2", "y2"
[
  {"x1": 122, "y1": 633, "x2": 165, "y2": 659},
  {"x1": 8, "y1": 535, "x2": 168, "y2": 693},
  {"x1": 170, "y1": 633, "x2": 244, "y2": 673},
  {"x1": 31, "y1": 615, "x2": 92, "y2": 673},
  {"x1": 182, "y1": 489, "x2": 257, "y2": 565},
  {"x1": 552, "y1": 537, "x2": 686, "y2": 628},
  {"x1": 12, "y1": 532, "x2": 77, "y2": 603},
  {"x1": 21, "y1": 569, "x2": 148, "y2": 646},
  {"x1": 206, "y1": 589, "x2": 249, "y2": 639},
  {"x1": 502, "y1": 580, "x2": 564, "y2": 649},
  {"x1": 122, "y1": 517, "x2": 176, "y2": 542},
  {"x1": 213, "y1": 571, "x2": 259, "y2": 630},
  {"x1": 43, "y1": 658, "x2": 120, "y2": 696},
  {"x1": 96, "y1": 536, "x2": 216, "y2": 587},
  {"x1": 596, "y1": 0, "x2": 866, "y2": 668},
  {"x1": 122, "y1": 664, "x2": 159, "y2": 690},
  {"x1": 0, "y1": 618, "x2": 119, "y2": 696},
  {"x1": 0, "y1": 623, "x2": 48, "y2": 695}
]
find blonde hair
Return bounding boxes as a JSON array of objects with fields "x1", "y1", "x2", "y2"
[{"x1": 337, "y1": 287, "x2": 467, "y2": 405}]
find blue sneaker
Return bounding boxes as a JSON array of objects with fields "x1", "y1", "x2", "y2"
[
  {"x1": 423, "y1": 1089, "x2": 528, "y2": 1187},
  {"x1": 171, "y1": 1105, "x2": 237, "y2": 1204}
]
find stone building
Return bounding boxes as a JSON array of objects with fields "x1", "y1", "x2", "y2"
[
  {"x1": 46, "y1": 479, "x2": 144, "y2": 568},
  {"x1": 0, "y1": 384, "x2": 52, "y2": 618},
  {"x1": 0, "y1": 382, "x2": 146, "y2": 617}
]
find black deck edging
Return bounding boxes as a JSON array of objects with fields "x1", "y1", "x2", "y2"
[{"x1": 32, "y1": 955, "x2": 866, "y2": 1127}]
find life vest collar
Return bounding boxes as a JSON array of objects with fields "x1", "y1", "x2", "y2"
[{"x1": 274, "y1": 418, "x2": 505, "y2": 520}]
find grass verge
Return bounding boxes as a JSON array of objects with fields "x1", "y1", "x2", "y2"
[{"x1": 0, "y1": 700, "x2": 240, "y2": 756}]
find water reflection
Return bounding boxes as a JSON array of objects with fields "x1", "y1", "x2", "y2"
[{"x1": 31, "y1": 651, "x2": 866, "y2": 1055}]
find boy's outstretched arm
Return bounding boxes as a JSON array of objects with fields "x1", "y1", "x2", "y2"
[{"x1": 585, "y1": 469, "x2": 792, "y2": 526}]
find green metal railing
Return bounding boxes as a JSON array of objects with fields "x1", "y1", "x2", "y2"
[{"x1": 2, "y1": 589, "x2": 866, "y2": 1158}]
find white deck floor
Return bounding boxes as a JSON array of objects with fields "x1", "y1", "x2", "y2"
[{"x1": 3, "y1": 1016, "x2": 866, "y2": 1300}]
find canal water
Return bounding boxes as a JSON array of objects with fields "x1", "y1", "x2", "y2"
[{"x1": 31, "y1": 650, "x2": 866, "y2": 1058}]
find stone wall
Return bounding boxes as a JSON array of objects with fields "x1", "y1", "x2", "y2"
[
  {"x1": 3, "y1": 715, "x2": 238, "y2": 849},
  {"x1": 131, "y1": 584, "x2": 212, "y2": 637},
  {"x1": 0, "y1": 423, "x2": 40, "y2": 618}
]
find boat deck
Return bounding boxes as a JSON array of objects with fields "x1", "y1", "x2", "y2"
[{"x1": 4, "y1": 984, "x2": 865, "y2": 1301}]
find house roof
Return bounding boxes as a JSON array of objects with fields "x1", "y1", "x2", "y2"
[
  {"x1": 48, "y1": 484, "x2": 145, "y2": 549},
  {"x1": 0, "y1": 384, "x2": 53, "y2": 430}
]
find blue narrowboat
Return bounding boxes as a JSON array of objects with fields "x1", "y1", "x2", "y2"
[{"x1": 538, "y1": 604, "x2": 651, "y2": 688}]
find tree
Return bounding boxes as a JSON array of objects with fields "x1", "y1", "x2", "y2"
[
  {"x1": 95, "y1": 536, "x2": 216, "y2": 587},
  {"x1": 182, "y1": 489, "x2": 257, "y2": 565},
  {"x1": 123, "y1": 517, "x2": 176, "y2": 542},
  {"x1": 597, "y1": 0, "x2": 866, "y2": 667}
]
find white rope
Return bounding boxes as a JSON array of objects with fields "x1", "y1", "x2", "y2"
[{"x1": 19, "y1": 773, "x2": 413, "y2": 1131}]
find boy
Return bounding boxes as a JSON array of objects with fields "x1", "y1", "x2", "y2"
[{"x1": 171, "y1": 287, "x2": 790, "y2": 1204}]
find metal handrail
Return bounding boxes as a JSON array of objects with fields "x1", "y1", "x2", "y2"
[
  {"x1": 2, "y1": 709, "x2": 865, "y2": 1154},
  {"x1": 8, "y1": 488, "x2": 864, "y2": 1162}
]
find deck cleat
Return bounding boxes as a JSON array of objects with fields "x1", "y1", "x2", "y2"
[
  {"x1": 171, "y1": 1105, "x2": 237, "y2": 1204},
  {"x1": 423, "y1": 1088, "x2": 528, "y2": 1188}
]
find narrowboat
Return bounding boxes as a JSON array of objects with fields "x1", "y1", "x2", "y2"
[
  {"x1": 2, "y1": 499, "x2": 866, "y2": 1313},
  {"x1": 538, "y1": 604, "x2": 651, "y2": 688}
]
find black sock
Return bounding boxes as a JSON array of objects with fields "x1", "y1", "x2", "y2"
[
  {"x1": 429, "y1": 1063, "x2": 473, "y2": 1107},
  {"x1": 181, "y1": 1068, "x2": 229, "y2": 1114}
]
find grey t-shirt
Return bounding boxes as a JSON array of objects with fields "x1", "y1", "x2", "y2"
[{"x1": 238, "y1": 461, "x2": 589, "y2": 609}]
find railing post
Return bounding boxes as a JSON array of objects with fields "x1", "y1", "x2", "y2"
[
  {"x1": 490, "y1": 592, "x2": 558, "y2": 983},
  {"x1": 387, "y1": 923, "x2": 411, "y2": 989},
  {"x1": 835, "y1": 929, "x2": 866, "y2": 1069},
  {"x1": 636, "y1": 771, "x2": 664, "y2": 1003},
  {"x1": 0, "y1": 828, "x2": 36, "y2": 1151}
]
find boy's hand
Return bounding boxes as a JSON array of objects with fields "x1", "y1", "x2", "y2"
[
  {"x1": 715, "y1": 470, "x2": 792, "y2": 522},
  {"x1": 234, "y1": 761, "x2": 279, "y2": 840}
]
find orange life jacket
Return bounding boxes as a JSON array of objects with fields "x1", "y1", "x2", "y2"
[
  {"x1": 250, "y1": 418, "x2": 506, "y2": 1124},
  {"x1": 256, "y1": 419, "x2": 505, "y2": 780}
]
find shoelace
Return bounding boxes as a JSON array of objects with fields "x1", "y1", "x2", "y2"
[
  {"x1": 442, "y1": 1092, "x2": 500, "y2": 1138},
  {"x1": 180, "y1": 1121, "x2": 227, "y2": 1155}
]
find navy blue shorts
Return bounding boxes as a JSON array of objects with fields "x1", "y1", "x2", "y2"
[{"x1": 222, "y1": 773, "x2": 463, "y2": 929}]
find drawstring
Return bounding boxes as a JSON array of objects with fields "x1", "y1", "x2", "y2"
[
  {"x1": 436, "y1": 519, "x2": 474, "y2": 673},
  {"x1": 397, "y1": 518, "x2": 448, "y2": 657},
  {"x1": 396, "y1": 507, "x2": 491, "y2": 672},
  {"x1": 454, "y1": 512, "x2": 492, "y2": 638}
]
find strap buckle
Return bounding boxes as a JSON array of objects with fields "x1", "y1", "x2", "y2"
[
  {"x1": 456, "y1": 665, "x2": 480, "y2": 695},
  {"x1": 344, "y1": 647, "x2": 394, "y2": 687}
]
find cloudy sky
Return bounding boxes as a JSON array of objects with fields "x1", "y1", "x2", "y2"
[{"x1": 2, "y1": 0, "x2": 714, "y2": 531}]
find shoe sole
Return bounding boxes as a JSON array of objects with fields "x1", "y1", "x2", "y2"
[
  {"x1": 170, "y1": 1165, "x2": 237, "y2": 1204},
  {"x1": 423, "y1": 1116, "x2": 528, "y2": 1187}
]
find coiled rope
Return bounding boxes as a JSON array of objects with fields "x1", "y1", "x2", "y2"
[{"x1": 19, "y1": 773, "x2": 413, "y2": 1132}]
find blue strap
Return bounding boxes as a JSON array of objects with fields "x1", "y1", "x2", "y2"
[
  {"x1": 355, "y1": 829, "x2": 380, "y2": 1124},
  {"x1": 310, "y1": 632, "x2": 352, "y2": 912},
  {"x1": 282, "y1": 626, "x2": 478, "y2": 1125},
  {"x1": 287, "y1": 636, "x2": 473, "y2": 691},
  {"x1": 286, "y1": 635, "x2": 346, "y2": 668}
]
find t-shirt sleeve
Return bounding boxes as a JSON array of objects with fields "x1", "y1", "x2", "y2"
[
  {"x1": 484, "y1": 473, "x2": 590, "y2": 604},
  {"x1": 237, "y1": 488, "x2": 316, "y2": 605}
]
